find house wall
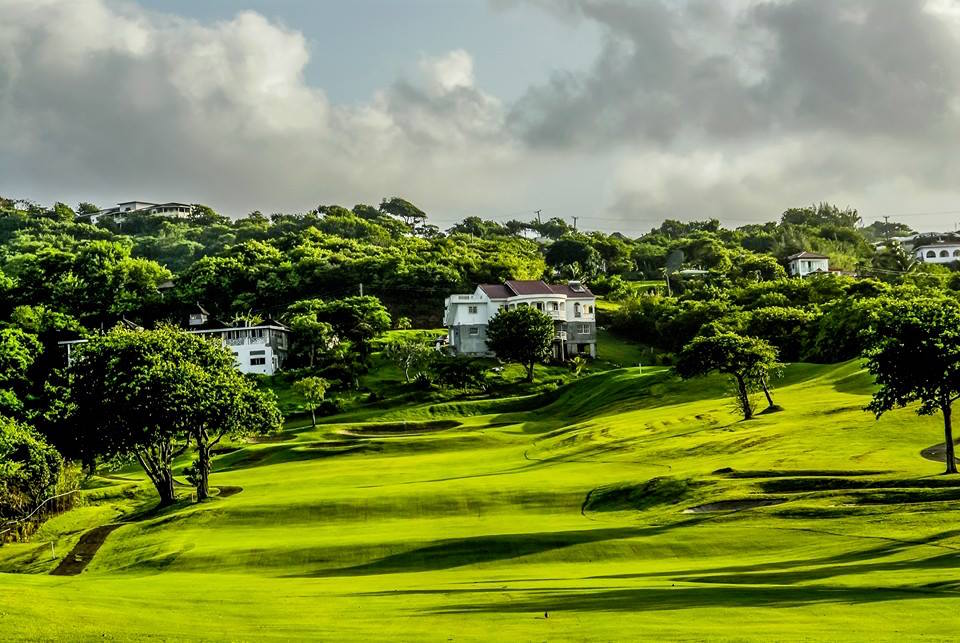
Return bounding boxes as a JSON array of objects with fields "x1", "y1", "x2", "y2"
[
  {"x1": 789, "y1": 258, "x2": 829, "y2": 277},
  {"x1": 449, "y1": 324, "x2": 490, "y2": 355},
  {"x1": 916, "y1": 246, "x2": 960, "y2": 263}
]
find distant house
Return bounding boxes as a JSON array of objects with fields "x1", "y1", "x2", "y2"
[
  {"x1": 59, "y1": 305, "x2": 291, "y2": 376},
  {"x1": 914, "y1": 241, "x2": 960, "y2": 264},
  {"x1": 80, "y1": 201, "x2": 196, "y2": 224},
  {"x1": 786, "y1": 251, "x2": 829, "y2": 277},
  {"x1": 444, "y1": 279, "x2": 597, "y2": 359}
]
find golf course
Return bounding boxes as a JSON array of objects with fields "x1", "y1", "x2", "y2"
[{"x1": 2, "y1": 357, "x2": 959, "y2": 640}]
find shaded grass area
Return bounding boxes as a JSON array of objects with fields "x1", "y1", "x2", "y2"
[{"x1": 7, "y1": 360, "x2": 960, "y2": 639}]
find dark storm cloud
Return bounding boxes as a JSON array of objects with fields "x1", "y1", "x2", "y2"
[{"x1": 509, "y1": 0, "x2": 960, "y2": 148}]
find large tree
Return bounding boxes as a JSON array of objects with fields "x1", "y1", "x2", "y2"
[
  {"x1": 486, "y1": 307, "x2": 556, "y2": 383},
  {"x1": 293, "y1": 376, "x2": 329, "y2": 429},
  {"x1": 863, "y1": 297, "x2": 960, "y2": 474},
  {"x1": 68, "y1": 326, "x2": 281, "y2": 504},
  {"x1": 675, "y1": 333, "x2": 780, "y2": 420}
]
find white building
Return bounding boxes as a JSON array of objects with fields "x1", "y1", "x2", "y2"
[
  {"x1": 786, "y1": 251, "x2": 830, "y2": 277},
  {"x1": 915, "y1": 241, "x2": 960, "y2": 264},
  {"x1": 80, "y1": 201, "x2": 195, "y2": 224},
  {"x1": 444, "y1": 279, "x2": 597, "y2": 359},
  {"x1": 59, "y1": 307, "x2": 291, "y2": 376}
]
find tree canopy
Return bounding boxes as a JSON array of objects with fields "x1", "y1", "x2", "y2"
[{"x1": 486, "y1": 307, "x2": 556, "y2": 382}]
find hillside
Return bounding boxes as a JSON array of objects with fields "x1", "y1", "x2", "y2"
[{"x1": 2, "y1": 362, "x2": 960, "y2": 640}]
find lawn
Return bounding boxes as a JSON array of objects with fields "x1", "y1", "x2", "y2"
[{"x1": 2, "y1": 361, "x2": 960, "y2": 640}]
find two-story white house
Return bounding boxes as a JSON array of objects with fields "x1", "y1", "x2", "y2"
[
  {"x1": 444, "y1": 279, "x2": 597, "y2": 359},
  {"x1": 786, "y1": 251, "x2": 830, "y2": 277},
  {"x1": 59, "y1": 306, "x2": 291, "y2": 376},
  {"x1": 80, "y1": 201, "x2": 195, "y2": 224}
]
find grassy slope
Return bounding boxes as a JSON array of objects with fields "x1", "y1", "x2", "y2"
[{"x1": 2, "y1": 361, "x2": 960, "y2": 640}]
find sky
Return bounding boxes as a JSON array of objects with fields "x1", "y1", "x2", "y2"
[{"x1": 4, "y1": 0, "x2": 960, "y2": 234}]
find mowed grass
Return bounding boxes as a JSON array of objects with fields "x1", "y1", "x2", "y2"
[{"x1": 3, "y1": 361, "x2": 960, "y2": 640}]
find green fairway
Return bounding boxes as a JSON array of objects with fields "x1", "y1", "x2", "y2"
[{"x1": 3, "y1": 361, "x2": 960, "y2": 640}]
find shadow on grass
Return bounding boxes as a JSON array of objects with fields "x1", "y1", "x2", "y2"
[
  {"x1": 288, "y1": 518, "x2": 712, "y2": 578},
  {"x1": 426, "y1": 583, "x2": 958, "y2": 614}
]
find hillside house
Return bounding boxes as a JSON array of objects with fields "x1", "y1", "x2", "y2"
[
  {"x1": 80, "y1": 201, "x2": 195, "y2": 224},
  {"x1": 59, "y1": 306, "x2": 290, "y2": 376},
  {"x1": 914, "y1": 241, "x2": 960, "y2": 264},
  {"x1": 786, "y1": 251, "x2": 829, "y2": 277},
  {"x1": 444, "y1": 279, "x2": 597, "y2": 359}
]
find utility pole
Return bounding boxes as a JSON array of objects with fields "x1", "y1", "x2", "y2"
[
  {"x1": 359, "y1": 283, "x2": 363, "y2": 297},
  {"x1": 572, "y1": 216, "x2": 579, "y2": 231},
  {"x1": 534, "y1": 209, "x2": 542, "y2": 225},
  {"x1": 884, "y1": 215, "x2": 890, "y2": 240}
]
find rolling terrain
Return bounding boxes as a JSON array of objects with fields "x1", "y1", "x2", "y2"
[{"x1": 2, "y1": 360, "x2": 959, "y2": 640}]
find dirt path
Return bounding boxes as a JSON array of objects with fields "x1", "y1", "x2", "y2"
[{"x1": 50, "y1": 524, "x2": 123, "y2": 576}]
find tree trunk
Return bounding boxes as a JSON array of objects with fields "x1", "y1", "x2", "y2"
[
  {"x1": 736, "y1": 374, "x2": 753, "y2": 420},
  {"x1": 944, "y1": 401, "x2": 958, "y2": 475},
  {"x1": 526, "y1": 361, "x2": 535, "y2": 383},
  {"x1": 761, "y1": 377, "x2": 775, "y2": 409},
  {"x1": 311, "y1": 406, "x2": 317, "y2": 429},
  {"x1": 135, "y1": 450, "x2": 176, "y2": 506},
  {"x1": 196, "y1": 441, "x2": 211, "y2": 501}
]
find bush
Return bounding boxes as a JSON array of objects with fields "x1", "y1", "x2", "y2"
[{"x1": 0, "y1": 417, "x2": 63, "y2": 519}]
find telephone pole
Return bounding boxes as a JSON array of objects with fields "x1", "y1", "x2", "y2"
[
  {"x1": 883, "y1": 215, "x2": 890, "y2": 240},
  {"x1": 572, "y1": 216, "x2": 579, "y2": 231},
  {"x1": 534, "y1": 209, "x2": 542, "y2": 225}
]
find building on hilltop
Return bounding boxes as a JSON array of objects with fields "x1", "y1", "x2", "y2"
[
  {"x1": 59, "y1": 304, "x2": 290, "y2": 375},
  {"x1": 80, "y1": 201, "x2": 196, "y2": 224},
  {"x1": 786, "y1": 251, "x2": 830, "y2": 277},
  {"x1": 444, "y1": 279, "x2": 597, "y2": 359},
  {"x1": 914, "y1": 240, "x2": 960, "y2": 264}
]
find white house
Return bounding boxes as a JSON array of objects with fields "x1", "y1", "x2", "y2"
[
  {"x1": 914, "y1": 241, "x2": 960, "y2": 264},
  {"x1": 80, "y1": 201, "x2": 195, "y2": 224},
  {"x1": 444, "y1": 279, "x2": 597, "y2": 359},
  {"x1": 786, "y1": 251, "x2": 830, "y2": 277},
  {"x1": 59, "y1": 306, "x2": 291, "y2": 376}
]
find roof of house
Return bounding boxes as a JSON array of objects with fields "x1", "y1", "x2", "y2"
[
  {"x1": 504, "y1": 280, "x2": 555, "y2": 296},
  {"x1": 786, "y1": 251, "x2": 829, "y2": 260},
  {"x1": 547, "y1": 282, "x2": 595, "y2": 298},
  {"x1": 914, "y1": 240, "x2": 960, "y2": 249},
  {"x1": 478, "y1": 284, "x2": 512, "y2": 299}
]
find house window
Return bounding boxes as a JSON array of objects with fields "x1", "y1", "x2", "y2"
[
  {"x1": 578, "y1": 324, "x2": 589, "y2": 334},
  {"x1": 551, "y1": 302, "x2": 559, "y2": 311},
  {"x1": 574, "y1": 303, "x2": 581, "y2": 318},
  {"x1": 535, "y1": 302, "x2": 543, "y2": 310},
  {"x1": 587, "y1": 305, "x2": 594, "y2": 314},
  {"x1": 468, "y1": 305, "x2": 478, "y2": 314},
  {"x1": 250, "y1": 350, "x2": 266, "y2": 356},
  {"x1": 927, "y1": 250, "x2": 936, "y2": 258},
  {"x1": 250, "y1": 328, "x2": 264, "y2": 338},
  {"x1": 469, "y1": 327, "x2": 479, "y2": 336},
  {"x1": 954, "y1": 250, "x2": 960, "y2": 257},
  {"x1": 250, "y1": 357, "x2": 266, "y2": 366}
]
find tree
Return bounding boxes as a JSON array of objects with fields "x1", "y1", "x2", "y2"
[
  {"x1": 77, "y1": 202, "x2": 100, "y2": 216},
  {"x1": 675, "y1": 333, "x2": 780, "y2": 420},
  {"x1": 486, "y1": 307, "x2": 556, "y2": 383},
  {"x1": 293, "y1": 377, "x2": 329, "y2": 428},
  {"x1": 385, "y1": 335, "x2": 433, "y2": 383},
  {"x1": 68, "y1": 326, "x2": 281, "y2": 504},
  {"x1": 315, "y1": 296, "x2": 391, "y2": 363},
  {"x1": 0, "y1": 417, "x2": 62, "y2": 520},
  {"x1": 863, "y1": 297, "x2": 960, "y2": 474},
  {"x1": 287, "y1": 305, "x2": 335, "y2": 368},
  {"x1": 379, "y1": 197, "x2": 426, "y2": 227}
]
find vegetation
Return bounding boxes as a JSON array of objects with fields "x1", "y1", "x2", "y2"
[
  {"x1": 5, "y1": 194, "x2": 960, "y2": 637},
  {"x1": 485, "y1": 307, "x2": 556, "y2": 382}
]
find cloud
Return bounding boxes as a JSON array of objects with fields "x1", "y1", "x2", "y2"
[
  {"x1": 4, "y1": 0, "x2": 960, "y2": 230},
  {"x1": 0, "y1": 0, "x2": 521, "y2": 218}
]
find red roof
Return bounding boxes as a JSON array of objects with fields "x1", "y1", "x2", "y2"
[
  {"x1": 548, "y1": 283, "x2": 595, "y2": 298},
  {"x1": 478, "y1": 284, "x2": 511, "y2": 299},
  {"x1": 504, "y1": 280, "x2": 555, "y2": 296}
]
